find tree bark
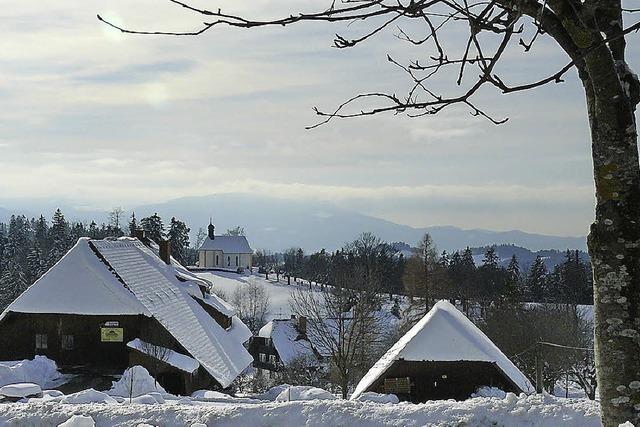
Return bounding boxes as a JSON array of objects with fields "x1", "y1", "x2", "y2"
[{"x1": 583, "y1": 41, "x2": 640, "y2": 426}]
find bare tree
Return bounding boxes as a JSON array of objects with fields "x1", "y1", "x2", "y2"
[
  {"x1": 100, "y1": 2, "x2": 640, "y2": 423},
  {"x1": 231, "y1": 281, "x2": 270, "y2": 334},
  {"x1": 289, "y1": 267, "x2": 381, "y2": 398},
  {"x1": 224, "y1": 226, "x2": 245, "y2": 236},
  {"x1": 109, "y1": 207, "x2": 125, "y2": 230}
]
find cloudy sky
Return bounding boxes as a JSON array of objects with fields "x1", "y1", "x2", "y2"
[{"x1": 1, "y1": 1, "x2": 639, "y2": 236}]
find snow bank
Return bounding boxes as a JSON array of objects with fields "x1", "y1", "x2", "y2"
[
  {"x1": 0, "y1": 383, "x2": 42, "y2": 399},
  {"x1": 0, "y1": 356, "x2": 62, "y2": 388},
  {"x1": 0, "y1": 392, "x2": 600, "y2": 426},
  {"x1": 275, "y1": 386, "x2": 337, "y2": 402},
  {"x1": 107, "y1": 366, "x2": 166, "y2": 398},
  {"x1": 61, "y1": 389, "x2": 117, "y2": 404},
  {"x1": 354, "y1": 392, "x2": 399, "y2": 404},
  {"x1": 57, "y1": 415, "x2": 95, "y2": 427},
  {"x1": 253, "y1": 384, "x2": 291, "y2": 401}
]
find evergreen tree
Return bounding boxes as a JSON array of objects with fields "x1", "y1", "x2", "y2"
[
  {"x1": 167, "y1": 217, "x2": 190, "y2": 265},
  {"x1": 88, "y1": 221, "x2": 100, "y2": 239},
  {"x1": 504, "y1": 254, "x2": 522, "y2": 302},
  {"x1": 140, "y1": 213, "x2": 164, "y2": 243},
  {"x1": 128, "y1": 212, "x2": 138, "y2": 236},
  {"x1": 47, "y1": 209, "x2": 71, "y2": 269},
  {"x1": 527, "y1": 256, "x2": 548, "y2": 302}
]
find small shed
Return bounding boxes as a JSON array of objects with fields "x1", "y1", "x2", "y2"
[{"x1": 351, "y1": 301, "x2": 534, "y2": 402}]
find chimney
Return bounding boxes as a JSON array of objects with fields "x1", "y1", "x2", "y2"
[
  {"x1": 159, "y1": 239, "x2": 171, "y2": 265},
  {"x1": 133, "y1": 229, "x2": 146, "y2": 241},
  {"x1": 297, "y1": 316, "x2": 307, "y2": 336},
  {"x1": 208, "y1": 219, "x2": 215, "y2": 240}
]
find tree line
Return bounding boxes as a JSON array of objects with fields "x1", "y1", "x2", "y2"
[{"x1": 254, "y1": 232, "x2": 594, "y2": 311}]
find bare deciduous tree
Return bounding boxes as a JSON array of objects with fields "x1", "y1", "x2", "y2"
[
  {"x1": 231, "y1": 281, "x2": 270, "y2": 334},
  {"x1": 100, "y1": 1, "x2": 640, "y2": 423},
  {"x1": 289, "y1": 267, "x2": 381, "y2": 398}
]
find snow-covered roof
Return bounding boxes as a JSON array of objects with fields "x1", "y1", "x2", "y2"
[
  {"x1": 351, "y1": 300, "x2": 534, "y2": 399},
  {"x1": 0, "y1": 239, "x2": 148, "y2": 318},
  {"x1": 258, "y1": 320, "x2": 317, "y2": 365},
  {"x1": 127, "y1": 339, "x2": 199, "y2": 374},
  {"x1": 92, "y1": 239, "x2": 252, "y2": 388},
  {"x1": 198, "y1": 236, "x2": 252, "y2": 254}
]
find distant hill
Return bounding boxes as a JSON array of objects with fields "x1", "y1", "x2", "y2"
[
  {"x1": 133, "y1": 193, "x2": 587, "y2": 252},
  {"x1": 0, "y1": 193, "x2": 588, "y2": 253},
  {"x1": 468, "y1": 244, "x2": 589, "y2": 271}
]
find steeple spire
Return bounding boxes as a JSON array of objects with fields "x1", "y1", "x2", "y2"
[{"x1": 208, "y1": 218, "x2": 215, "y2": 240}]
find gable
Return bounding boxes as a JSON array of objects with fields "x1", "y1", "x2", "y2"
[
  {"x1": 0, "y1": 239, "x2": 147, "y2": 319},
  {"x1": 93, "y1": 239, "x2": 253, "y2": 388},
  {"x1": 351, "y1": 301, "x2": 534, "y2": 399}
]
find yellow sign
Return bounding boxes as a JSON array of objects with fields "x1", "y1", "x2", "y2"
[{"x1": 100, "y1": 327, "x2": 124, "y2": 342}]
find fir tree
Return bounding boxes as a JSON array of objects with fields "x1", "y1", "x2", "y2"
[
  {"x1": 167, "y1": 217, "x2": 190, "y2": 265},
  {"x1": 527, "y1": 256, "x2": 548, "y2": 302},
  {"x1": 128, "y1": 212, "x2": 138, "y2": 236},
  {"x1": 47, "y1": 209, "x2": 70, "y2": 269},
  {"x1": 140, "y1": 213, "x2": 164, "y2": 243},
  {"x1": 504, "y1": 254, "x2": 522, "y2": 302}
]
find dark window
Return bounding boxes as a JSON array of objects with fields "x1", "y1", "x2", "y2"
[
  {"x1": 61, "y1": 334, "x2": 74, "y2": 350},
  {"x1": 216, "y1": 255, "x2": 219, "y2": 265},
  {"x1": 259, "y1": 353, "x2": 267, "y2": 363},
  {"x1": 269, "y1": 354, "x2": 277, "y2": 365},
  {"x1": 236, "y1": 256, "x2": 239, "y2": 266},
  {"x1": 227, "y1": 256, "x2": 230, "y2": 267},
  {"x1": 35, "y1": 334, "x2": 48, "y2": 350}
]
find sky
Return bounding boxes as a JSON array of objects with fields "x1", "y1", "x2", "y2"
[{"x1": 1, "y1": 1, "x2": 639, "y2": 236}]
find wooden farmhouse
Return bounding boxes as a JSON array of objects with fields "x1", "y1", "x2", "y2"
[
  {"x1": 197, "y1": 222, "x2": 252, "y2": 271},
  {"x1": 0, "y1": 234, "x2": 253, "y2": 395},
  {"x1": 351, "y1": 300, "x2": 534, "y2": 402},
  {"x1": 249, "y1": 316, "x2": 324, "y2": 376}
]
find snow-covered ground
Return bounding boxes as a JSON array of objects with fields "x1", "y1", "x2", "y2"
[
  {"x1": 0, "y1": 390, "x2": 600, "y2": 427},
  {"x1": 195, "y1": 270, "x2": 325, "y2": 321}
]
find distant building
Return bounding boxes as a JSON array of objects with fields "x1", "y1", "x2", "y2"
[
  {"x1": 0, "y1": 235, "x2": 253, "y2": 395},
  {"x1": 350, "y1": 301, "x2": 534, "y2": 402},
  {"x1": 197, "y1": 222, "x2": 252, "y2": 270}
]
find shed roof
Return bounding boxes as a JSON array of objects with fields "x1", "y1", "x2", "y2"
[
  {"x1": 198, "y1": 236, "x2": 252, "y2": 254},
  {"x1": 351, "y1": 300, "x2": 534, "y2": 399}
]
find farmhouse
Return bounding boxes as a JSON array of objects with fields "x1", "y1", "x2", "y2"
[
  {"x1": 0, "y1": 235, "x2": 253, "y2": 395},
  {"x1": 197, "y1": 222, "x2": 252, "y2": 270},
  {"x1": 249, "y1": 316, "x2": 321, "y2": 374},
  {"x1": 351, "y1": 300, "x2": 534, "y2": 402}
]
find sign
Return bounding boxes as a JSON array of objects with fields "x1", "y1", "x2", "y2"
[
  {"x1": 100, "y1": 327, "x2": 124, "y2": 342},
  {"x1": 104, "y1": 321, "x2": 119, "y2": 327},
  {"x1": 384, "y1": 377, "x2": 411, "y2": 394}
]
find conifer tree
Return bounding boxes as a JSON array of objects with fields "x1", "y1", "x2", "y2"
[
  {"x1": 140, "y1": 213, "x2": 164, "y2": 243},
  {"x1": 527, "y1": 256, "x2": 548, "y2": 303},
  {"x1": 47, "y1": 209, "x2": 70, "y2": 269},
  {"x1": 128, "y1": 212, "x2": 138, "y2": 236},
  {"x1": 504, "y1": 255, "x2": 522, "y2": 302},
  {"x1": 167, "y1": 217, "x2": 190, "y2": 265}
]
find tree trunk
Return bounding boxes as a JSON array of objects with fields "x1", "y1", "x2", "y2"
[{"x1": 583, "y1": 47, "x2": 640, "y2": 426}]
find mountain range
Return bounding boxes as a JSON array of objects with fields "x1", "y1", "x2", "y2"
[{"x1": 0, "y1": 193, "x2": 587, "y2": 253}]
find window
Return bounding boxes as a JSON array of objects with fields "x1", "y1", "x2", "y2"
[
  {"x1": 266, "y1": 338, "x2": 272, "y2": 347},
  {"x1": 235, "y1": 256, "x2": 239, "y2": 266},
  {"x1": 259, "y1": 353, "x2": 267, "y2": 363},
  {"x1": 61, "y1": 334, "x2": 74, "y2": 350},
  {"x1": 35, "y1": 334, "x2": 47, "y2": 350},
  {"x1": 269, "y1": 355, "x2": 277, "y2": 365},
  {"x1": 227, "y1": 256, "x2": 231, "y2": 267},
  {"x1": 216, "y1": 254, "x2": 219, "y2": 265}
]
